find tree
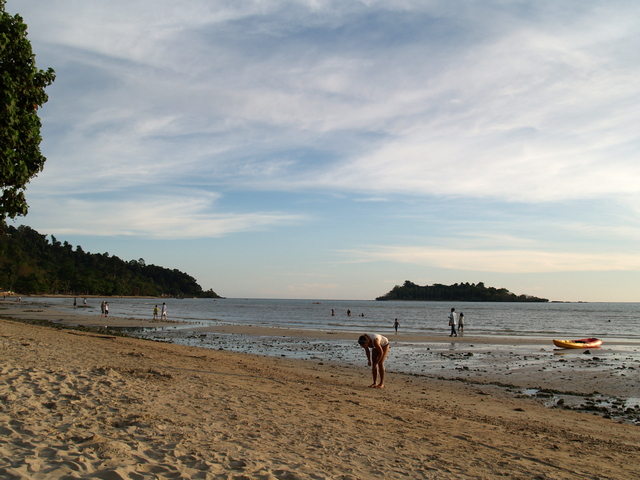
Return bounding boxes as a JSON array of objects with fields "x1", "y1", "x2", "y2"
[{"x1": 0, "y1": 0, "x2": 55, "y2": 229}]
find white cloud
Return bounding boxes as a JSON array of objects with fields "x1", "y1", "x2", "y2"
[
  {"x1": 346, "y1": 246, "x2": 640, "y2": 273},
  {"x1": 25, "y1": 0, "x2": 640, "y2": 206},
  {"x1": 24, "y1": 193, "x2": 306, "y2": 239}
]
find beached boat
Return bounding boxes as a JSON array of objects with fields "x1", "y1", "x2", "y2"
[{"x1": 553, "y1": 338, "x2": 602, "y2": 349}]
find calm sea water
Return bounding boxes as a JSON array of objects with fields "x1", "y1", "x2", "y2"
[{"x1": 27, "y1": 297, "x2": 640, "y2": 340}]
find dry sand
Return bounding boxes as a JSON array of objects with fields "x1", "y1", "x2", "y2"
[{"x1": 1, "y1": 306, "x2": 640, "y2": 479}]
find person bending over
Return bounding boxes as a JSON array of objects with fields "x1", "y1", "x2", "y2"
[{"x1": 358, "y1": 333, "x2": 390, "y2": 388}]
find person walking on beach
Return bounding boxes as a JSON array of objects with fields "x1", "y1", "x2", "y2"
[
  {"x1": 104, "y1": 302, "x2": 109, "y2": 317},
  {"x1": 448, "y1": 308, "x2": 457, "y2": 337},
  {"x1": 394, "y1": 318, "x2": 400, "y2": 335},
  {"x1": 153, "y1": 305, "x2": 159, "y2": 320},
  {"x1": 458, "y1": 312, "x2": 465, "y2": 333},
  {"x1": 101, "y1": 301, "x2": 105, "y2": 316},
  {"x1": 161, "y1": 302, "x2": 167, "y2": 320},
  {"x1": 358, "y1": 333, "x2": 390, "y2": 388},
  {"x1": 73, "y1": 298, "x2": 77, "y2": 308}
]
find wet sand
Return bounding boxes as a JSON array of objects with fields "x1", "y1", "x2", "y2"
[{"x1": 1, "y1": 302, "x2": 640, "y2": 478}]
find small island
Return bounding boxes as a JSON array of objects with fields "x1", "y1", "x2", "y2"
[{"x1": 376, "y1": 281, "x2": 548, "y2": 302}]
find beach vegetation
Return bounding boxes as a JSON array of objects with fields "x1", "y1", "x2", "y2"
[
  {"x1": 0, "y1": 225, "x2": 222, "y2": 297},
  {"x1": 376, "y1": 280, "x2": 548, "y2": 302},
  {"x1": 0, "y1": 1, "x2": 55, "y2": 230}
]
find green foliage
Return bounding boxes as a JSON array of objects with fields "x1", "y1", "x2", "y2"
[
  {"x1": 0, "y1": 1, "x2": 55, "y2": 228},
  {"x1": 0, "y1": 225, "x2": 222, "y2": 298},
  {"x1": 376, "y1": 280, "x2": 548, "y2": 302}
]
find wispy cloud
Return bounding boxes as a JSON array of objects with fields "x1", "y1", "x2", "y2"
[
  {"x1": 346, "y1": 246, "x2": 640, "y2": 273},
  {"x1": 28, "y1": 0, "x2": 640, "y2": 204},
  {"x1": 25, "y1": 192, "x2": 306, "y2": 239}
]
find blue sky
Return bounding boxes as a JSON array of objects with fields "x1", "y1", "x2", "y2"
[{"x1": 10, "y1": 0, "x2": 640, "y2": 301}]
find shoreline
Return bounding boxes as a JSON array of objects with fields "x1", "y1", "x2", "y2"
[
  {"x1": 10, "y1": 295, "x2": 640, "y2": 342},
  {"x1": 4, "y1": 299, "x2": 640, "y2": 345},
  {"x1": 0, "y1": 300, "x2": 179, "y2": 329},
  {"x1": 1, "y1": 315, "x2": 639, "y2": 478},
  {"x1": 3, "y1": 301, "x2": 640, "y2": 413}
]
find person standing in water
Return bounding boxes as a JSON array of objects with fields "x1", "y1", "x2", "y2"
[
  {"x1": 393, "y1": 318, "x2": 400, "y2": 335},
  {"x1": 448, "y1": 308, "x2": 457, "y2": 337},
  {"x1": 161, "y1": 302, "x2": 167, "y2": 320},
  {"x1": 153, "y1": 305, "x2": 159, "y2": 320},
  {"x1": 358, "y1": 333, "x2": 390, "y2": 388},
  {"x1": 458, "y1": 312, "x2": 465, "y2": 333}
]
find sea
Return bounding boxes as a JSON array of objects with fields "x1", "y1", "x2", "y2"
[{"x1": 26, "y1": 296, "x2": 640, "y2": 340}]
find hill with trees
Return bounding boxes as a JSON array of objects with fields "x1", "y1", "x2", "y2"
[
  {"x1": 376, "y1": 280, "x2": 548, "y2": 302},
  {"x1": 0, "y1": 225, "x2": 221, "y2": 298}
]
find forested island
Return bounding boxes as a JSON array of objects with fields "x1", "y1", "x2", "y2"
[
  {"x1": 376, "y1": 280, "x2": 548, "y2": 302},
  {"x1": 0, "y1": 225, "x2": 221, "y2": 298}
]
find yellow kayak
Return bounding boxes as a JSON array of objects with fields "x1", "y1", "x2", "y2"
[{"x1": 553, "y1": 338, "x2": 602, "y2": 349}]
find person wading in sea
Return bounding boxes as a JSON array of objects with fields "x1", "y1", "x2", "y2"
[{"x1": 449, "y1": 308, "x2": 457, "y2": 337}]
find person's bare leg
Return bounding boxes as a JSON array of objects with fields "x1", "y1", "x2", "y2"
[
  {"x1": 370, "y1": 351, "x2": 379, "y2": 387},
  {"x1": 374, "y1": 365, "x2": 385, "y2": 388},
  {"x1": 370, "y1": 365, "x2": 378, "y2": 387},
  {"x1": 375, "y1": 345, "x2": 390, "y2": 388}
]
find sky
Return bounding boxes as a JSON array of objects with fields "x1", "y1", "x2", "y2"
[{"x1": 8, "y1": 0, "x2": 640, "y2": 301}]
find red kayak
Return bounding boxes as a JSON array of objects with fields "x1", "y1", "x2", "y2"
[{"x1": 553, "y1": 338, "x2": 602, "y2": 349}]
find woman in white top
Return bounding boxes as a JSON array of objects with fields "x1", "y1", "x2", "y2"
[{"x1": 358, "y1": 333, "x2": 390, "y2": 388}]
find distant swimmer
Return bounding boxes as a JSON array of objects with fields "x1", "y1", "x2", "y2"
[
  {"x1": 347, "y1": 309, "x2": 351, "y2": 317},
  {"x1": 358, "y1": 333, "x2": 390, "y2": 388},
  {"x1": 331, "y1": 309, "x2": 335, "y2": 316}
]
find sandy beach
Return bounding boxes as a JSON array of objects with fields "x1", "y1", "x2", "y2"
[{"x1": 2, "y1": 303, "x2": 640, "y2": 479}]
